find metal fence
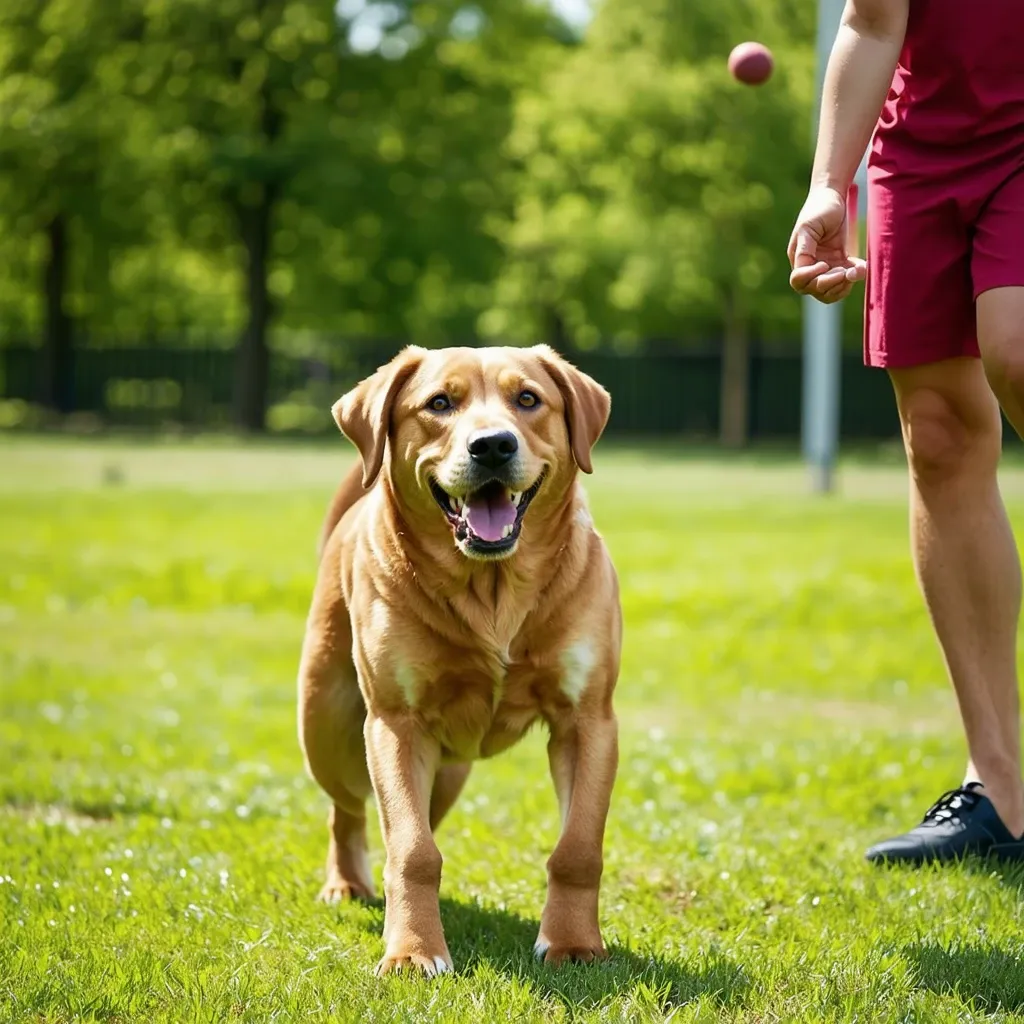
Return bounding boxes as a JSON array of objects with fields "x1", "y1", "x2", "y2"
[{"x1": 0, "y1": 342, "x2": 904, "y2": 439}]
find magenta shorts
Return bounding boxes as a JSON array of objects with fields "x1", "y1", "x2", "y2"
[{"x1": 865, "y1": 135, "x2": 1024, "y2": 369}]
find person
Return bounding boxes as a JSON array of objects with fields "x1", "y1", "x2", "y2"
[{"x1": 788, "y1": 0, "x2": 1024, "y2": 864}]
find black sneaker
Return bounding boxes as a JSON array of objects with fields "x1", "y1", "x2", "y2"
[{"x1": 865, "y1": 783, "x2": 1024, "y2": 865}]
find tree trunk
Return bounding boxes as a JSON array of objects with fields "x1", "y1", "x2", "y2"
[
  {"x1": 718, "y1": 291, "x2": 750, "y2": 448},
  {"x1": 234, "y1": 191, "x2": 274, "y2": 433},
  {"x1": 234, "y1": 66, "x2": 281, "y2": 434},
  {"x1": 42, "y1": 214, "x2": 74, "y2": 414},
  {"x1": 547, "y1": 306, "x2": 568, "y2": 351}
]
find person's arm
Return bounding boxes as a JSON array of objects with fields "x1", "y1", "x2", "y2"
[
  {"x1": 811, "y1": 0, "x2": 910, "y2": 194},
  {"x1": 788, "y1": 0, "x2": 909, "y2": 302}
]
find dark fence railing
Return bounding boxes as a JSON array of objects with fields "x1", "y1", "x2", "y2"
[{"x1": 0, "y1": 343, "x2": 903, "y2": 440}]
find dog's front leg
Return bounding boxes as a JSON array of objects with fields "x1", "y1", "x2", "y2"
[
  {"x1": 364, "y1": 713, "x2": 452, "y2": 977},
  {"x1": 535, "y1": 707, "x2": 618, "y2": 965}
]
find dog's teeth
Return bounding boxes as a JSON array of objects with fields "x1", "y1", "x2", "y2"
[
  {"x1": 452, "y1": 496, "x2": 463, "y2": 513},
  {"x1": 502, "y1": 524, "x2": 514, "y2": 538},
  {"x1": 509, "y1": 491, "x2": 522, "y2": 507}
]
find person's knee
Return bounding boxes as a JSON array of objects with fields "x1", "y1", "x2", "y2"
[
  {"x1": 982, "y1": 331, "x2": 1024, "y2": 405},
  {"x1": 900, "y1": 387, "x2": 998, "y2": 486},
  {"x1": 978, "y1": 287, "x2": 1024, "y2": 399}
]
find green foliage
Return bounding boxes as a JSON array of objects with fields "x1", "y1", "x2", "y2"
[
  {"x1": 485, "y1": 0, "x2": 817, "y2": 349},
  {"x1": 5, "y1": 439, "x2": 1024, "y2": 1021},
  {"x1": 279, "y1": 0, "x2": 562, "y2": 341},
  {"x1": 0, "y1": 0, "x2": 827, "y2": 351},
  {"x1": 0, "y1": 0, "x2": 149, "y2": 329}
]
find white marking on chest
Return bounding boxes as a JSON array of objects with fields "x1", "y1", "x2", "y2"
[
  {"x1": 559, "y1": 640, "x2": 596, "y2": 706},
  {"x1": 395, "y1": 662, "x2": 418, "y2": 708},
  {"x1": 491, "y1": 653, "x2": 510, "y2": 711}
]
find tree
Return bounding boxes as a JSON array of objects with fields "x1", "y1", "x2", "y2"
[
  {"x1": 141, "y1": 0, "x2": 344, "y2": 431},
  {"x1": 0, "y1": 0, "x2": 148, "y2": 411},
  {"x1": 275, "y1": 0, "x2": 565, "y2": 347},
  {"x1": 485, "y1": 0, "x2": 817, "y2": 445}
]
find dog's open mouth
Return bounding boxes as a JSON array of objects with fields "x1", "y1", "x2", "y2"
[{"x1": 429, "y1": 474, "x2": 545, "y2": 555}]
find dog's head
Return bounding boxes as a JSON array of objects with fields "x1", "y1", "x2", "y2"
[{"x1": 333, "y1": 345, "x2": 610, "y2": 560}]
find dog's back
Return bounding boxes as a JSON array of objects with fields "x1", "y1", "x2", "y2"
[{"x1": 316, "y1": 461, "x2": 369, "y2": 560}]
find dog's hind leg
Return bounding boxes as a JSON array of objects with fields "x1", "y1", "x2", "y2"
[
  {"x1": 302, "y1": 693, "x2": 377, "y2": 902},
  {"x1": 429, "y1": 763, "x2": 472, "y2": 831},
  {"x1": 298, "y1": 567, "x2": 377, "y2": 902},
  {"x1": 301, "y1": 678, "x2": 376, "y2": 902},
  {"x1": 321, "y1": 798, "x2": 375, "y2": 903}
]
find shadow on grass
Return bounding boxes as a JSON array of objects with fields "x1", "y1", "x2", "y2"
[
  {"x1": 904, "y1": 942, "x2": 1024, "y2": 1014},
  {"x1": 963, "y1": 856, "x2": 1024, "y2": 899},
  {"x1": 359, "y1": 896, "x2": 749, "y2": 1011},
  {"x1": 869, "y1": 855, "x2": 1024, "y2": 898}
]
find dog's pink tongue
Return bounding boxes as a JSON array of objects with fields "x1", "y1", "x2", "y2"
[{"x1": 464, "y1": 489, "x2": 516, "y2": 542}]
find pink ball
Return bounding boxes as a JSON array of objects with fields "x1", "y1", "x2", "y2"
[{"x1": 728, "y1": 41, "x2": 774, "y2": 86}]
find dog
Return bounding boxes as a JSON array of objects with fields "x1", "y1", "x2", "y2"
[{"x1": 297, "y1": 344, "x2": 621, "y2": 976}]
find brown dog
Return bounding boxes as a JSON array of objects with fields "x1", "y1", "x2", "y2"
[{"x1": 297, "y1": 344, "x2": 621, "y2": 976}]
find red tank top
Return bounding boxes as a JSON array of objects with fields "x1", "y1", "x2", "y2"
[{"x1": 874, "y1": 0, "x2": 1024, "y2": 150}]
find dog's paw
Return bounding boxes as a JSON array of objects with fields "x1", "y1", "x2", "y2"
[
  {"x1": 534, "y1": 937, "x2": 608, "y2": 966},
  {"x1": 318, "y1": 877, "x2": 375, "y2": 904},
  {"x1": 374, "y1": 952, "x2": 452, "y2": 978}
]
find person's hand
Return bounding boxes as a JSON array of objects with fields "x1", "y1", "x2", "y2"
[{"x1": 787, "y1": 185, "x2": 867, "y2": 304}]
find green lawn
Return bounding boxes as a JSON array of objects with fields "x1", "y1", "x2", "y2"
[{"x1": 4, "y1": 436, "x2": 1024, "y2": 1023}]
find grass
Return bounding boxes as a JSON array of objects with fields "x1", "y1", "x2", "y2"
[{"x1": 4, "y1": 435, "x2": 1024, "y2": 1023}]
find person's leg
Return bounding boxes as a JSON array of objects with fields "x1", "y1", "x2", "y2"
[
  {"x1": 861, "y1": 155, "x2": 1024, "y2": 862},
  {"x1": 979, "y1": 288, "x2": 1024, "y2": 431},
  {"x1": 968, "y1": 166, "x2": 1024, "y2": 829},
  {"x1": 889, "y1": 356, "x2": 1024, "y2": 839}
]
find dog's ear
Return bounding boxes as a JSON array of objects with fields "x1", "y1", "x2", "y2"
[
  {"x1": 534, "y1": 345, "x2": 611, "y2": 474},
  {"x1": 332, "y1": 346, "x2": 426, "y2": 488}
]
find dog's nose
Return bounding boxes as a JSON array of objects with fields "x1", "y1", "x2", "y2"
[{"x1": 467, "y1": 429, "x2": 519, "y2": 469}]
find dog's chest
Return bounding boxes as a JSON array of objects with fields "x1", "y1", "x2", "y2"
[{"x1": 422, "y1": 656, "x2": 575, "y2": 763}]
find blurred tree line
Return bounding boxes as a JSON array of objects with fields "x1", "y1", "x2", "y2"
[{"x1": 0, "y1": 0, "x2": 819, "y2": 435}]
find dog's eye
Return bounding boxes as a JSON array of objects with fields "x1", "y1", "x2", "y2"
[
  {"x1": 427, "y1": 394, "x2": 451, "y2": 413},
  {"x1": 517, "y1": 391, "x2": 539, "y2": 409}
]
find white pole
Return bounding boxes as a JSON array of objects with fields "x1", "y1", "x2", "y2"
[
  {"x1": 802, "y1": 296, "x2": 842, "y2": 492},
  {"x1": 802, "y1": 0, "x2": 849, "y2": 494}
]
